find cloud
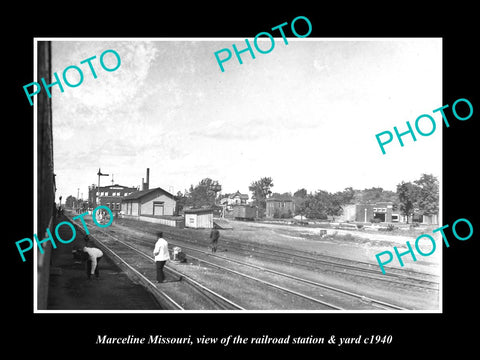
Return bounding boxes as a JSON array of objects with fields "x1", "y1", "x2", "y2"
[
  {"x1": 313, "y1": 58, "x2": 329, "y2": 73},
  {"x1": 53, "y1": 41, "x2": 159, "y2": 116}
]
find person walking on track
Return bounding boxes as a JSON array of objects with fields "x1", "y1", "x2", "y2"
[
  {"x1": 83, "y1": 239, "x2": 104, "y2": 280},
  {"x1": 153, "y1": 232, "x2": 171, "y2": 283},
  {"x1": 210, "y1": 227, "x2": 220, "y2": 253}
]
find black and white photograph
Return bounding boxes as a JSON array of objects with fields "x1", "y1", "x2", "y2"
[
  {"x1": 35, "y1": 38, "x2": 442, "y2": 312},
  {"x1": 7, "y1": 6, "x2": 478, "y2": 356}
]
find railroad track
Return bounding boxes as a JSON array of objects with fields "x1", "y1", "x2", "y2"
[
  {"x1": 95, "y1": 228, "x2": 347, "y2": 310},
  {"x1": 214, "y1": 238, "x2": 440, "y2": 291},
  {"x1": 115, "y1": 219, "x2": 439, "y2": 292},
  {"x1": 98, "y1": 224, "x2": 408, "y2": 310},
  {"x1": 165, "y1": 239, "x2": 408, "y2": 310},
  {"x1": 66, "y1": 214, "x2": 244, "y2": 311},
  {"x1": 92, "y1": 228, "x2": 245, "y2": 311},
  {"x1": 93, "y1": 234, "x2": 185, "y2": 310}
]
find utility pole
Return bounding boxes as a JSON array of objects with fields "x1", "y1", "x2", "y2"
[{"x1": 97, "y1": 168, "x2": 109, "y2": 207}]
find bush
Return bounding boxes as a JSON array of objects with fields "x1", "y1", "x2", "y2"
[{"x1": 378, "y1": 224, "x2": 396, "y2": 232}]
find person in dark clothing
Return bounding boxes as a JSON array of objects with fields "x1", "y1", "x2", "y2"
[{"x1": 210, "y1": 228, "x2": 220, "y2": 253}]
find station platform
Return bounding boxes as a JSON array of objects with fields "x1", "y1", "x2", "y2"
[{"x1": 47, "y1": 214, "x2": 162, "y2": 310}]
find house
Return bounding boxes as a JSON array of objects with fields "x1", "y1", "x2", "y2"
[
  {"x1": 229, "y1": 190, "x2": 249, "y2": 205},
  {"x1": 265, "y1": 196, "x2": 295, "y2": 218},
  {"x1": 121, "y1": 187, "x2": 177, "y2": 218},
  {"x1": 184, "y1": 208, "x2": 214, "y2": 229},
  {"x1": 220, "y1": 190, "x2": 249, "y2": 210}
]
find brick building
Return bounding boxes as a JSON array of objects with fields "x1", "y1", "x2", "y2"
[
  {"x1": 265, "y1": 196, "x2": 295, "y2": 218},
  {"x1": 342, "y1": 202, "x2": 395, "y2": 223},
  {"x1": 88, "y1": 184, "x2": 138, "y2": 215}
]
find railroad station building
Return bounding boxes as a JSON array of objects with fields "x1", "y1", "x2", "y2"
[{"x1": 121, "y1": 187, "x2": 177, "y2": 218}]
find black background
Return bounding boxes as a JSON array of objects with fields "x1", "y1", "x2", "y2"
[{"x1": 6, "y1": 4, "x2": 478, "y2": 356}]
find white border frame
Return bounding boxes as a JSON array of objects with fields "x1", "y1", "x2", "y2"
[{"x1": 33, "y1": 37, "x2": 443, "y2": 314}]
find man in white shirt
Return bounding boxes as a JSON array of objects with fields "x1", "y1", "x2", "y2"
[
  {"x1": 83, "y1": 242, "x2": 104, "y2": 280},
  {"x1": 153, "y1": 232, "x2": 171, "y2": 283}
]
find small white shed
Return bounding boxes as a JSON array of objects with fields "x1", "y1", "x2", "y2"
[{"x1": 184, "y1": 208, "x2": 214, "y2": 229}]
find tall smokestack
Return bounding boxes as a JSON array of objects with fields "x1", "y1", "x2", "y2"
[
  {"x1": 141, "y1": 178, "x2": 144, "y2": 191},
  {"x1": 146, "y1": 168, "x2": 150, "y2": 190}
]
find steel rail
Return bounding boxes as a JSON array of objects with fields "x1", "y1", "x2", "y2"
[
  {"x1": 222, "y1": 239, "x2": 440, "y2": 285},
  {"x1": 118, "y1": 217, "x2": 438, "y2": 288},
  {"x1": 167, "y1": 240, "x2": 407, "y2": 311},
  {"x1": 77, "y1": 216, "x2": 410, "y2": 310},
  {"x1": 96, "y1": 229, "x2": 245, "y2": 310},
  {"x1": 97, "y1": 228, "x2": 343, "y2": 310},
  {"x1": 101, "y1": 226, "x2": 406, "y2": 310}
]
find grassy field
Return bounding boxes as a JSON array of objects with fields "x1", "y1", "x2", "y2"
[{"x1": 220, "y1": 219, "x2": 441, "y2": 277}]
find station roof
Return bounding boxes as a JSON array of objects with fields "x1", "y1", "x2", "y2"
[
  {"x1": 123, "y1": 187, "x2": 175, "y2": 201},
  {"x1": 183, "y1": 207, "x2": 214, "y2": 214}
]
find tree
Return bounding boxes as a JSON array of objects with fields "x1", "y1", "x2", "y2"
[
  {"x1": 186, "y1": 178, "x2": 222, "y2": 208},
  {"x1": 339, "y1": 187, "x2": 355, "y2": 204},
  {"x1": 295, "y1": 188, "x2": 355, "y2": 221},
  {"x1": 414, "y1": 174, "x2": 439, "y2": 217},
  {"x1": 293, "y1": 188, "x2": 307, "y2": 198},
  {"x1": 175, "y1": 190, "x2": 188, "y2": 214},
  {"x1": 249, "y1": 177, "x2": 274, "y2": 217},
  {"x1": 396, "y1": 181, "x2": 420, "y2": 223},
  {"x1": 327, "y1": 189, "x2": 353, "y2": 222},
  {"x1": 293, "y1": 188, "x2": 308, "y2": 219},
  {"x1": 304, "y1": 190, "x2": 330, "y2": 220},
  {"x1": 356, "y1": 187, "x2": 397, "y2": 204}
]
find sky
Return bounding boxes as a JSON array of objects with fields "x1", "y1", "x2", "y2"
[{"x1": 49, "y1": 38, "x2": 442, "y2": 201}]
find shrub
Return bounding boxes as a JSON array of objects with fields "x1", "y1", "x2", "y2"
[{"x1": 378, "y1": 224, "x2": 396, "y2": 232}]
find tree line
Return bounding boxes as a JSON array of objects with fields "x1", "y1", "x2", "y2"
[{"x1": 175, "y1": 173, "x2": 438, "y2": 222}]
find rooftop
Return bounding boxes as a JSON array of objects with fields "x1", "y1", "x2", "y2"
[
  {"x1": 123, "y1": 187, "x2": 175, "y2": 201},
  {"x1": 266, "y1": 196, "x2": 293, "y2": 202},
  {"x1": 184, "y1": 208, "x2": 214, "y2": 214}
]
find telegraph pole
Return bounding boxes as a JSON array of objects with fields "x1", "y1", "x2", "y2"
[{"x1": 97, "y1": 168, "x2": 109, "y2": 207}]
